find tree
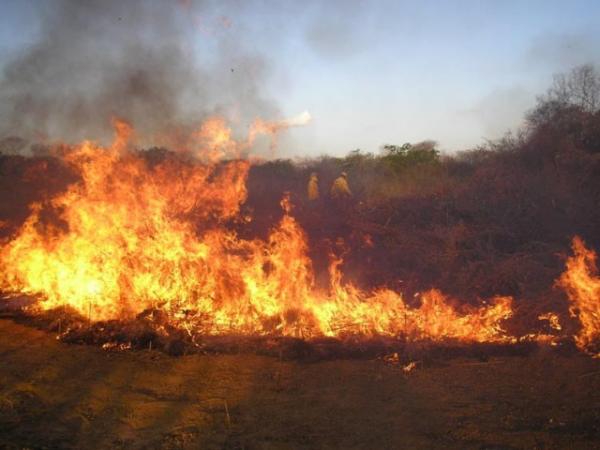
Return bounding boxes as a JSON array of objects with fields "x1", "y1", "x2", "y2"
[
  {"x1": 556, "y1": 64, "x2": 599, "y2": 112},
  {"x1": 380, "y1": 141, "x2": 439, "y2": 172},
  {"x1": 382, "y1": 143, "x2": 412, "y2": 156},
  {"x1": 528, "y1": 64, "x2": 600, "y2": 127}
]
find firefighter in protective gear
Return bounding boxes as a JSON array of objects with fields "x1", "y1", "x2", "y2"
[
  {"x1": 330, "y1": 171, "x2": 352, "y2": 199},
  {"x1": 307, "y1": 172, "x2": 319, "y2": 201}
]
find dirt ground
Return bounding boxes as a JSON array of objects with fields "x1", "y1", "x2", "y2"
[{"x1": 0, "y1": 319, "x2": 599, "y2": 450}]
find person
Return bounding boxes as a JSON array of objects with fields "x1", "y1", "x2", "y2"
[
  {"x1": 330, "y1": 171, "x2": 352, "y2": 199},
  {"x1": 307, "y1": 172, "x2": 319, "y2": 201}
]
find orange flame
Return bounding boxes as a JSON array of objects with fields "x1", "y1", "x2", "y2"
[
  {"x1": 248, "y1": 111, "x2": 312, "y2": 156},
  {"x1": 558, "y1": 236, "x2": 600, "y2": 355},
  {"x1": 0, "y1": 119, "x2": 515, "y2": 343},
  {"x1": 192, "y1": 117, "x2": 239, "y2": 162}
]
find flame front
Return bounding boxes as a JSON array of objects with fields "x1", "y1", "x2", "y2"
[
  {"x1": 558, "y1": 236, "x2": 600, "y2": 355},
  {"x1": 0, "y1": 119, "x2": 517, "y2": 343}
]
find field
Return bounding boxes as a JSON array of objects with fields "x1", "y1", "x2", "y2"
[{"x1": 1, "y1": 319, "x2": 599, "y2": 450}]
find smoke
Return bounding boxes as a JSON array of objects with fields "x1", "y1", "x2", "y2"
[
  {"x1": 0, "y1": 0, "x2": 278, "y2": 149},
  {"x1": 300, "y1": 0, "x2": 374, "y2": 65},
  {"x1": 524, "y1": 31, "x2": 600, "y2": 71},
  {"x1": 305, "y1": 17, "x2": 363, "y2": 61},
  {"x1": 462, "y1": 86, "x2": 534, "y2": 141}
]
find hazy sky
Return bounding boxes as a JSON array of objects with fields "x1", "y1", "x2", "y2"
[{"x1": 1, "y1": 0, "x2": 600, "y2": 156}]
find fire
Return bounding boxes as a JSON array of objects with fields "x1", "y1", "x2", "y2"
[
  {"x1": 150, "y1": 111, "x2": 312, "y2": 162},
  {"x1": 538, "y1": 312, "x2": 562, "y2": 331},
  {"x1": 0, "y1": 118, "x2": 516, "y2": 344},
  {"x1": 248, "y1": 110, "x2": 312, "y2": 155},
  {"x1": 558, "y1": 236, "x2": 600, "y2": 355},
  {"x1": 192, "y1": 117, "x2": 239, "y2": 162}
]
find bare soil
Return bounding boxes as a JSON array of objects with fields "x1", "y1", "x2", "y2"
[{"x1": 0, "y1": 319, "x2": 599, "y2": 450}]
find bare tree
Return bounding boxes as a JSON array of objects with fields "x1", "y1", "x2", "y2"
[
  {"x1": 527, "y1": 64, "x2": 600, "y2": 127},
  {"x1": 546, "y1": 64, "x2": 600, "y2": 113}
]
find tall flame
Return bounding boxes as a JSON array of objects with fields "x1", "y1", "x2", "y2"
[
  {"x1": 558, "y1": 236, "x2": 600, "y2": 355},
  {"x1": 0, "y1": 118, "x2": 515, "y2": 343}
]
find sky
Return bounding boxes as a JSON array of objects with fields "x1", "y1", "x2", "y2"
[{"x1": 1, "y1": 0, "x2": 600, "y2": 157}]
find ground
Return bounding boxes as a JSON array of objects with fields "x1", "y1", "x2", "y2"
[{"x1": 0, "y1": 319, "x2": 599, "y2": 449}]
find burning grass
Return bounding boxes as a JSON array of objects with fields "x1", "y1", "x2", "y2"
[
  {"x1": 0, "y1": 112, "x2": 599, "y2": 358},
  {"x1": 0, "y1": 121, "x2": 517, "y2": 346},
  {"x1": 1, "y1": 297, "x2": 544, "y2": 361}
]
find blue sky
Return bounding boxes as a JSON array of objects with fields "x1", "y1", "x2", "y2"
[{"x1": 1, "y1": 0, "x2": 599, "y2": 156}]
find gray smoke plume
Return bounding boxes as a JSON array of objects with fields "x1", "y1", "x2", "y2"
[{"x1": 0, "y1": 0, "x2": 277, "y2": 149}]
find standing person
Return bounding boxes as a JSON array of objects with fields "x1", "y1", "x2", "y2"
[
  {"x1": 330, "y1": 171, "x2": 352, "y2": 199},
  {"x1": 329, "y1": 171, "x2": 353, "y2": 235},
  {"x1": 307, "y1": 172, "x2": 319, "y2": 201}
]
